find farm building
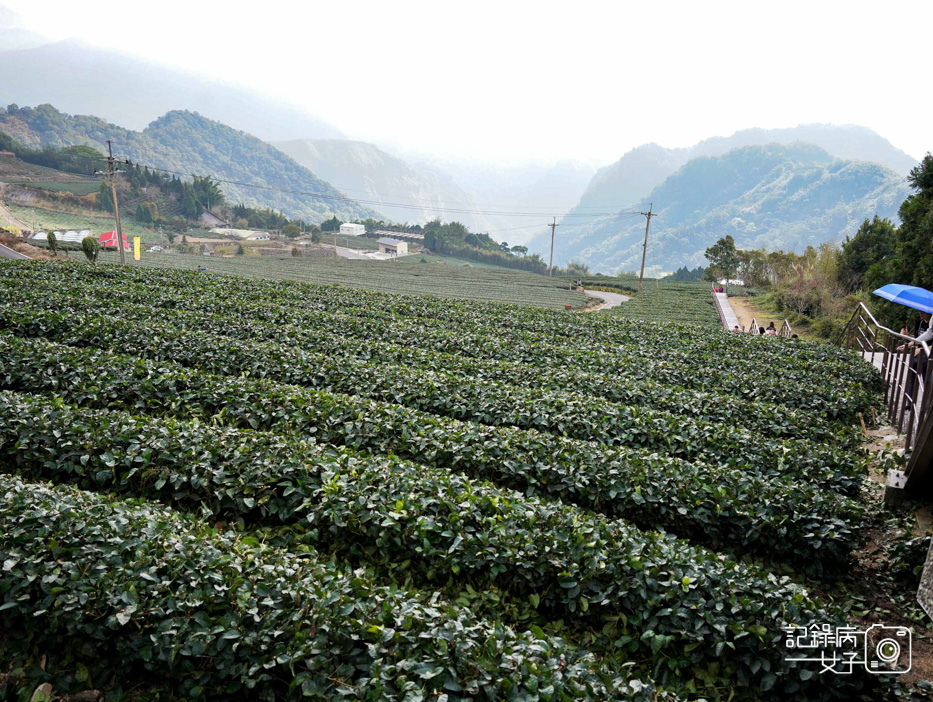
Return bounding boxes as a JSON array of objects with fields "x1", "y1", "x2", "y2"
[
  {"x1": 377, "y1": 237, "x2": 408, "y2": 257},
  {"x1": 340, "y1": 223, "x2": 366, "y2": 237},
  {"x1": 30, "y1": 230, "x2": 92, "y2": 247},
  {"x1": 209, "y1": 228, "x2": 270, "y2": 240},
  {"x1": 98, "y1": 231, "x2": 130, "y2": 251}
]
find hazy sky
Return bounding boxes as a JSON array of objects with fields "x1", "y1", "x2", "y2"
[{"x1": 3, "y1": 0, "x2": 930, "y2": 164}]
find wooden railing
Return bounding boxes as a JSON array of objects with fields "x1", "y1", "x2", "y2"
[{"x1": 837, "y1": 302, "x2": 933, "y2": 453}]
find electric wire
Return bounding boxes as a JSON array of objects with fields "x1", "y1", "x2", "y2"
[{"x1": 133, "y1": 162, "x2": 644, "y2": 219}]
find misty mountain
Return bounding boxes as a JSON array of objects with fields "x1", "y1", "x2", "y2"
[
  {"x1": 566, "y1": 124, "x2": 918, "y2": 219},
  {"x1": 404, "y1": 156, "x2": 596, "y2": 246},
  {"x1": 0, "y1": 104, "x2": 374, "y2": 222},
  {"x1": 0, "y1": 7, "x2": 45, "y2": 51},
  {"x1": 272, "y1": 138, "x2": 499, "y2": 232},
  {"x1": 0, "y1": 33, "x2": 343, "y2": 142},
  {"x1": 528, "y1": 143, "x2": 910, "y2": 274}
]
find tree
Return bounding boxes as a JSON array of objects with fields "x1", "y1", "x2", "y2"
[
  {"x1": 182, "y1": 191, "x2": 201, "y2": 219},
  {"x1": 144, "y1": 201, "x2": 160, "y2": 222},
  {"x1": 311, "y1": 230, "x2": 322, "y2": 244},
  {"x1": 135, "y1": 203, "x2": 152, "y2": 223},
  {"x1": 192, "y1": 176, "x2": 225, "y2": 210},
  {"x1": 291, "y1": 246, "x2": 301, "y2": 257},
  {"x1": 837, "y1": 216, "x2": 896, "y2": 292},
  {"x1": 46, "y1": 231, "x2": 58, "y2": 256},
  {"x1": 887, "y1": 154, "x2": 933, "y2": 290},
  {"x1": 235, "y1": 218, "x2": 249, "y2": 229},
  {"x1": 566, "y1": 261, "x2": 590, "y2": 275},
  {"x1": 236, "y1": 244, "x2": 245, "y2": 255},
  {"x1": 282, "y1": 223, "x2": 300, "y2": 238},
  {"x1": 704, "y1": 235, "x2": 740, "y2": 282},
  {"x1": 97, "y1": 182, "x2": 114, "y2": 212},
  {"x1": 511, "y1": 245, "x2": 528, "y2": 257},
  {"x1": 81, "y1": 236, "x2": 99, "y2": 264},
  {"x1": 321, "y1": 216, "x2": 342, "y2": 232}
]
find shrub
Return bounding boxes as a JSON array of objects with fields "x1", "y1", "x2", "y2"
[{"x1": 80, "y1": 236, "x2": 98, "y2": 264}]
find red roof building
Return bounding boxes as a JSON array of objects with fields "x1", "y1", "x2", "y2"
[{"x1": 98, "y1": 231, "x2": 129, "y2": 251}]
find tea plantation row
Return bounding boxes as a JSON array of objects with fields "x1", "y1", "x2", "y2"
[{"x1": 0, "y1": 261, "x2": 887, "y2": 701}]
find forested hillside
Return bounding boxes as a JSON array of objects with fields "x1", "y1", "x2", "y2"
[
  {"x1": 0, "y1": 104, "x2": 375, "y2": 223},
  {"x1": 529, "y1": 143, "x2": 910, "y2": 274},
  {"x1": 565, "y1": 124, "x2": 918, "y2": 220}
]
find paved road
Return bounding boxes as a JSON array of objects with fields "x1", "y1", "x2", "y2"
[
  {"x1": 322, "y1": 244, "x2": 371, "y2": 260},
  {"x1": 0, "y1": 243, "x2": 30, "y2": 260},
  {"x1": 585, "y1": 289, "x2": 630, "y2": 310}
]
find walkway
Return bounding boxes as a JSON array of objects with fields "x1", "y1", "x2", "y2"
[
  {"x1": 585, "y1": 290, "x2": 630, "y2": 310},
  {"x1": 713, "y1": 291, "x2": 741, "y2": 329}
]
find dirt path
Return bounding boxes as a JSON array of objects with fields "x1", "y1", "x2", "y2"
[
  {"x1": 729, "y1": 296, "x2": 779, "y2": 332},
  {"x1": 584, "y1": 290, "x2": 630, "y2": 311}
]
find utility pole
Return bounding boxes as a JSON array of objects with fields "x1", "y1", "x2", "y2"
[
  {"x1": 105, "y1": 140, "x2": 126, "y2": 265},
  {"x1": 547, "y1": 217, "x2": 559, "y2": 276},
  {"x1": 159, "y1": 223, "x2": 165, "y2": 250},
  {"x1": 637, "y1": 203, "x2": 657, "y2": 292}
]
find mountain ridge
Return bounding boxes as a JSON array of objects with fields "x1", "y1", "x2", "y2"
[
  {"x1": 0, "y1": 103, "x2": 374, "y2": 223},
  {"x1": 529, "y1": 142, "x2": 911, "y2": 274},
  {"x1": 272, "y1": 138, "x2": 497, "y2": 232},
  {"x1": 565, "y1": 124, "x2": 918, "y2": 220}
]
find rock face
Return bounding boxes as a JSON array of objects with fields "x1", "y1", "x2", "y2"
[{"x1": 527, "y1": 142, "x2": 911, "y2": 274}]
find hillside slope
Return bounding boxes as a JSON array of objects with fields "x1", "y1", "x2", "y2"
[
  {"x1": 567, "y1": 124, "x2": 918, "y2": 219},
  {"x1": 530, "y1": 143, "x2": 910, "y2": 274},
  {"x1": 0, "y1": 105, "x2": 375, "y2": 222},
  {"x1": 273, "y1": 139, "x2": 497, "y2": 231}
]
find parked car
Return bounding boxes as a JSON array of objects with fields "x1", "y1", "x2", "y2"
[{"x1": 147, "y1": 246, "x2": 163, "y2": 252}]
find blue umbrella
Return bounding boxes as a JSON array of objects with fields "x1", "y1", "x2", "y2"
[{"x1": 873, "y1": 284, "x2": 933, "y2": 314}]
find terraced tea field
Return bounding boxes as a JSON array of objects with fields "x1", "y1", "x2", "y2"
[
  {"x1": 613, "y1": 280, "x2": 721, "y2": 328},
  {"x1": 98, "y1": 250, "x2": 589, "y2": 308},
  {"x1": 0, "y1": 260, "x2": 890, "y2": 700}
]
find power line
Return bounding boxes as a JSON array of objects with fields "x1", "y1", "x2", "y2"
[
  {"x1": 547, "y1": 217, "x2": 559, "y2": 276},
  {"x1": 292, "y1": 180, "x2": 628, "y2": 211},
  {"x1": 134, "y1": 161, "x2": 643, "y2": 219},
  {"x1": 637, "y1": 203, "x2": 658, "y2": 292}
]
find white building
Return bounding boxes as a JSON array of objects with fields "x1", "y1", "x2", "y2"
[
  {"x1": 209, "y1": 228, "x2": 269, "y2": 240},
  {"x1": 31, "y1": 230, "x2": 91, "y2": 246},
  {"x1": 377, "y1": 237, "x2": 408, "y2": 257},
  {"x1": 340, "y1": 223, "x2": 366, "y2": 237}
]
